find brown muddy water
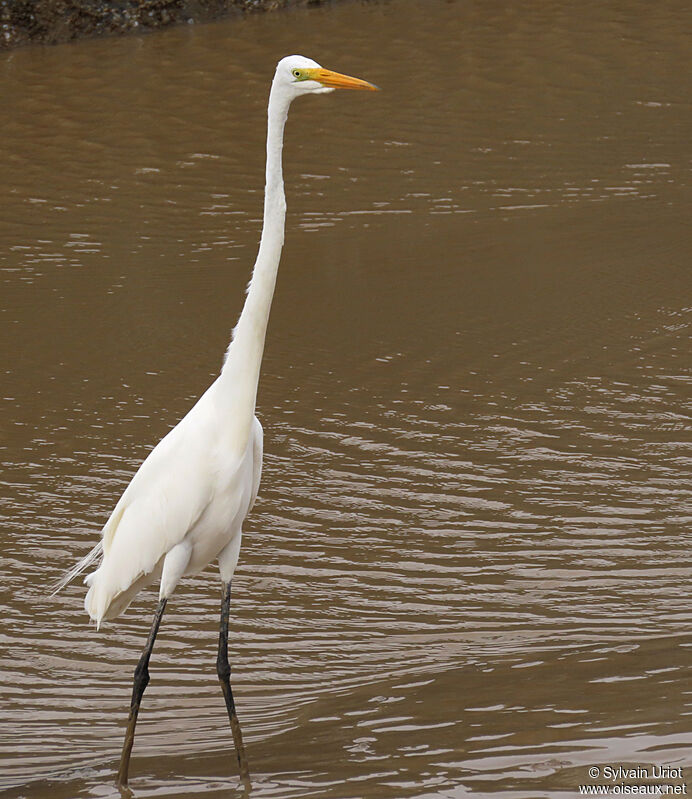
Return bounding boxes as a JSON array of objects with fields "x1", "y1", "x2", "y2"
[{"x1": 1, "y1": 1, "x2": 691, "y2": 797}]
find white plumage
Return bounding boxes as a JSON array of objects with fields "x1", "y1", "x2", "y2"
[
  {"x1": 83, "y1": 394, "x2": 263, "y2": 625},
  {"x1": 54, "y1": 55, "x2": 377, "y2": 787}
]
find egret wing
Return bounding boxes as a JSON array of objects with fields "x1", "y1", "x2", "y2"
[{"x1": 85, "y1": 402, "x2": 216, "y2": 622}]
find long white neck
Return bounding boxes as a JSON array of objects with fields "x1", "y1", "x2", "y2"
[{"x1": 218, "y1": 81, "x2": 290, "y2": 438}]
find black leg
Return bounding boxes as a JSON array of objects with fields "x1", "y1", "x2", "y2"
[
  {"x1": 116, "y1": 597, "x2": 167, "y2": 788},
  {"x1": 217, "y1": 581, "x2": 251, "y2": 782}
]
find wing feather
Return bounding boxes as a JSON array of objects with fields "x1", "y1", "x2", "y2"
[{"x1": 84, "y1": 395, "x2": 217, "y2": 624}]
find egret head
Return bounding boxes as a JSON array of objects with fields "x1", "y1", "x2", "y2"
[{"x1": 274, "y1": 55, "x2": 379, "y2": 99}]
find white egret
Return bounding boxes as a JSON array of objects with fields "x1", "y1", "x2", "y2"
[{"x1": 54, "y1": 55, "x2": 377, "y2": 788}]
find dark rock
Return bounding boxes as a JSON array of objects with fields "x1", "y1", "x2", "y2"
[{"x1": 0, "y1": 0, "x2": 331, "y2": 49}]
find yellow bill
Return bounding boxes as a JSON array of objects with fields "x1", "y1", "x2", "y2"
[{"x1": 307, "y1": 67, "x2": 379, "y2": 91}]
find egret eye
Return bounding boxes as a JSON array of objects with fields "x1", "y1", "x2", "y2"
[{"x1": 292, "y1": 69, "x2": 301, "y2": 79}]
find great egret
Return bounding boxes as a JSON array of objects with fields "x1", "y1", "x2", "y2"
[{"x1": 54, "y1": 55, "x2": 377, "y2": 787}]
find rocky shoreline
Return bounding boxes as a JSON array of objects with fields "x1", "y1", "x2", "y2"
[{"x1": 0, "y1": 0, "x2": 331, "y2": 49}]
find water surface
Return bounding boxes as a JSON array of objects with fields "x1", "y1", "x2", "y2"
[{"x1": 1, "y1": 1, "x2": 691, "y2": 797}]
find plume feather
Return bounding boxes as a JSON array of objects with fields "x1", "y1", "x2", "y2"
[{"x1": 51, "y1": 541, "x2": 103, "y2": 596}]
